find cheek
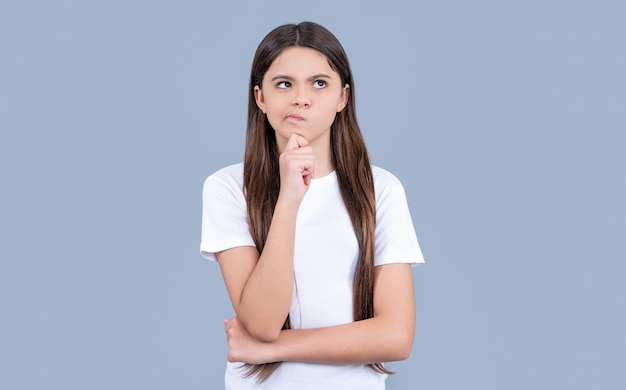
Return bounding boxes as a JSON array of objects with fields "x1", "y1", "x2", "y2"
[
  {"x1": 318, "y1": 102, "x2": 341, "y2": 122},
  {"x1": 310, "y1": 112, "x2": 338, "y2": 133},
  {"x1": 263, "y1": 98, "x2": 285, "y2": 115},
  {"x1": 262, "y1": 101, "x2": 279, "y2": 117},
  {"x1": 264, "y1": 108, "x2": 285, "y2": 131}
]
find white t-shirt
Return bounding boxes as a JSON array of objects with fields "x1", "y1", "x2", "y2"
[{"x1": 200, "y1": 163, "x2": 424, "y2": 390}]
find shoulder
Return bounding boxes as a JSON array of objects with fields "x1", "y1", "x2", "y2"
[
  {"x1": 372, "y1": 165, "x2": 404, "y2": 193},
  {"x1": 371, "y1": 165, "x2": 411, "y2": 210},
  {"x1": 203, "y1": 162, "x2": 244, "y2": 190}
]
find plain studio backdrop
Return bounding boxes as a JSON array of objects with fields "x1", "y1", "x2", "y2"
[{"x1": 1, "y1": 1, "x2": 624, "y2": 389}]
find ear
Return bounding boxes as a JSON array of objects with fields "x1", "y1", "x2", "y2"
[
  {"x1": 254, "y1": 85, "x2": 266, "y2": 113},
  {"x1": 336, "y1": 84, "x2": 350, "y2": 112}
]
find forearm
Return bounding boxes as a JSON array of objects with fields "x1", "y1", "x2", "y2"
[
  {"x1": 224, "y1": 264, "x2": 416, "y2": 365},
  {"x1": 271, "y1": 316, "x2": 414, "y2": 364},
  {"x1": 237, "y1": 198, "x2": 299, "y2": 340}
]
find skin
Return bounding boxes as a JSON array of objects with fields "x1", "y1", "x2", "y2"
[
  {"x1": 255, "y1": 46, "x2": 349, "y2": 179},
  {"x1": 217, "y1": 46, "x2": 416, "y2": 365}
]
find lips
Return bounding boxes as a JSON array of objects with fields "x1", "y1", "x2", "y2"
[{"x1": 286, "y1": 113, "x2": 304, "y2": 122}]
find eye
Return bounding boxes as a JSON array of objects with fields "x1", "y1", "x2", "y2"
[
  {"x1": 277, "y1": 81, "x2": 291, "y2": 89},
  {"x1": 313, "y1": 79, "x2": 327, "y2": 89}
]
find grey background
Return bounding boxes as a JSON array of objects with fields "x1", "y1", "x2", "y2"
[{"x1": 1, "y1": 0, "x2": 624, "y2": 389}]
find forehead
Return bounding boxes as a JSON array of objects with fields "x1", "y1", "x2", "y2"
[{"x1": 265, "y1": 47, "x2": 338, "y2": 78}]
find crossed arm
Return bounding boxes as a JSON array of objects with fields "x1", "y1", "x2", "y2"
[{"x1": 217, "y1": 241, "x2": 416, "y2": 365}]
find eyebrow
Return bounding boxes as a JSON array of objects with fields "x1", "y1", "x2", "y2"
[{"x1": 270, "y1": 73, "x2": 332, "y2": 82}]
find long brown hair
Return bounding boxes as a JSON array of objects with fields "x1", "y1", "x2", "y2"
[{"x1": 243, "y1": 21, "x2": 388, "y2": 382}]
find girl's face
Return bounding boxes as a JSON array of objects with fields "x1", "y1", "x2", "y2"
[{"x1": 255, "y1": 47, "x2": 349, "y2": 153}]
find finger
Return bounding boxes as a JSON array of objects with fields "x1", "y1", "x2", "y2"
[
  {"x1": 285, "y1": 156, "x2": 314, "y2": 178},
  {"x1": 285, "y1": 133, "x2": 309, "y2": 150},
  {"x1": 284, "y1": 145, "x2": 313, "y2": 156}
]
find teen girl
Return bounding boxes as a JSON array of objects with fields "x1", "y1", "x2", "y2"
[{"x1": 200, "y1": 21, "x2": 424, "y2": 389}]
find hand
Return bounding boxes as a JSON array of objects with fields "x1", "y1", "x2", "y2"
[
  {"x1": 224, "y1": 317, "x2": 276, "y2": 364},
  {"x1": 278, "y1": 133, "x2": 315, "y2": 204}
]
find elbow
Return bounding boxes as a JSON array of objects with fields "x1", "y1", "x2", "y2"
[
  {"x1": 388, "y1": 328, "x2": 414, "y2": 361},
  {"x1": 251, "y1": 329, "x2": 280, "y2": 343},
  {"x1": 394, "y1": 340, "x2": 413, "y2": 361},
  {"x1": 246, "y1": 322, "x2": 281, "y2": 342},
  {"x1": 236, "y1": 310, "x2": 287, "y2": 342}
]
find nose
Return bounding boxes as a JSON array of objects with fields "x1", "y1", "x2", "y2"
[{"x1": 292, "y1": 87, "x2": 311, "y2": 108}]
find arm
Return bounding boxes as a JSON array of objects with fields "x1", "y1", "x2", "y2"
[
  {"x1": 216, "y1": 200, "x2": 298, "y2": 342},
  {"x1": 217, "y1": 134, "x2": 315, "y2": 342},
  {"x1": 224, "y1": 263, "x2": 416, "y2": 364}
]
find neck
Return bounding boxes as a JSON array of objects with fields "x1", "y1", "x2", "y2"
[{"x1": 312, "y1": 148, "x2": 334, "y2": 178}]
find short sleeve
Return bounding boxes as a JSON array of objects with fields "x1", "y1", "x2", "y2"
[
  {"x1": 374, "y1": 168, "x2": 425, "y2": 267},
  {"x1": 200, "y1": 164, "x2": 256, "y2": 262}
]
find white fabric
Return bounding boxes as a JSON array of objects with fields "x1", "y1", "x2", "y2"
[{"x1": 200, "y1": 163, "x2": 424, "y2": 390}]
